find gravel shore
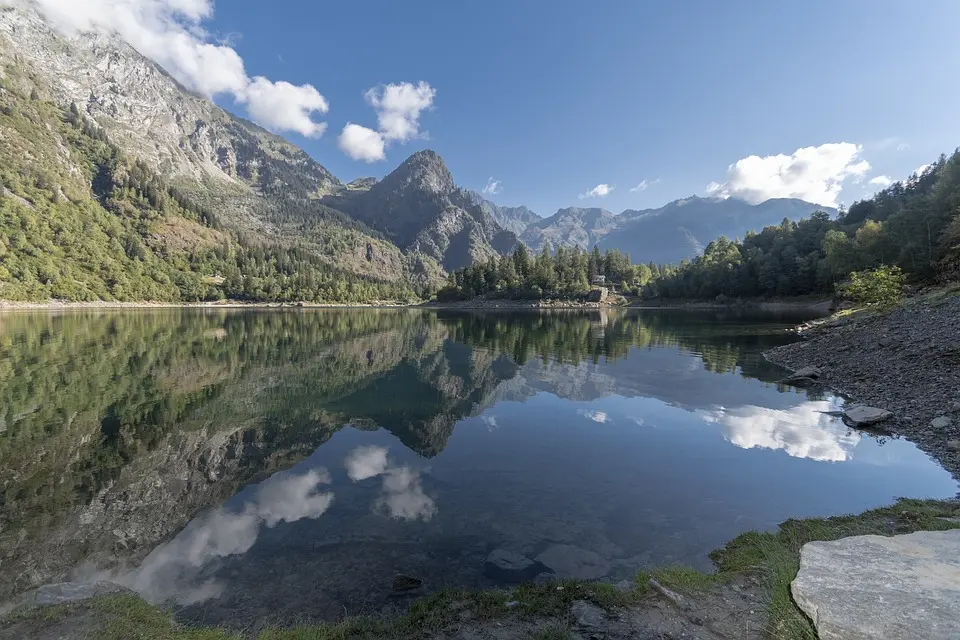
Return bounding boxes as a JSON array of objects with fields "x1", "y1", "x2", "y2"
[{"x1": 765, "y1": 294, "x2": 960, "y2": 481}]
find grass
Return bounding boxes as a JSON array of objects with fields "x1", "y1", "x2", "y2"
[{"x1": 3, "y1": 499, "x2": 958, "y2": 640}]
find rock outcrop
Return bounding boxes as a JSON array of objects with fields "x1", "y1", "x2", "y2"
[{"x1": 791, "y1": 529, "x2": 960, "y2": 640}]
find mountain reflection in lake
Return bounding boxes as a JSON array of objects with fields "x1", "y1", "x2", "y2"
[{"x1": 0, "y1": 308, "x2": 955, "y2": 627}]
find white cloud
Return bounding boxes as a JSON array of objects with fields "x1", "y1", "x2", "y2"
[
  {"x1": 896, "y1": 142, "x2": 910, "y2": 151},
  {"x1": 629, "y1": 178, "x2": 659, "y2": 193},
  {"x1": 482, "y1": 177, "x2": 503, "y2": 196},
  {"x1": 915, "y1": 164, "x2": 931, "y2": 177},
  {"x1": 337, "y1": 81, "x2": 436, "y2": 161},
  {"x1": 869, "y1": 175, "x2": 893, "y2": 188},
  {"x1": 244, "y1": 77, "x2": 328, "y2": 137},
  {"x1": 579, "y1": 184, "x2": 615, "y2": 199},
  {"x1": 701, "y1": 401, "x2": 860, "y2": 462},
  {"x1": 578, "y1": 409, "x2": 610, "y2": 424},
  {"x1": 7, "y1": 0, "x2": 330, "y2": 137},
  {"x1": 705, "y1": 143, "x2": 871, "y2": 207},
  {"x1": 338, "y1": 123, "x2": 386, "y2": 162},
  {"x1": 365, "y1": 81, "x2": 436, "y2": 142}
]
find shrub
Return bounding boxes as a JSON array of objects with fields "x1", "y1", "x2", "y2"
[{"x1": 838, "y1": 265, "x2": 905, "y2": 306}]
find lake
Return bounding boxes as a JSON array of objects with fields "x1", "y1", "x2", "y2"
[{"x1": 0, "y1": 308, "x2": 955, "y2": 627}]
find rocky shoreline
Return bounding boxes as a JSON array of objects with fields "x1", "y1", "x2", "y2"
[
  {"x1": 764, "y1": 293, "x2": 960, "y2": 482},
  {"x1": 423, "y1": 297, "x2": 626, "y2": 310}
]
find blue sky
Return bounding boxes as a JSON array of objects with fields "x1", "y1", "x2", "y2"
[{"x1": 19, "y1": 0, "x2": 960, "y2": 216}]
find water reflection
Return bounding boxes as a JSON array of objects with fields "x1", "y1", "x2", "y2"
[
  {"x1": 346, "y1": 445, "x2": 437, "y2": 521},
  {"x1": 702, "y1": 400, "x2": 862, "y2": 462},
  {"x1": 120, "y1": 468, "x2": 334, "y2": 605},
  {"x1": 0, "y1": 307, "x2": 954, "y2": 622}
]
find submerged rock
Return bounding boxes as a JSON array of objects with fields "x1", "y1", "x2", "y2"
[
  {"x1": 843, "y1": 405, "x2": 892, "y2": 426},
  {"x1": 484, "y1": 549, "x2": 547, "y2": 583},
  {"x1": 391, "y1": 574, "x2": 423, "y2": 594},
  {"x1": 536, "y1": 544, "x2": 610, "y2": 580},
  {"x1": 791, "y1": 529, "x2": 960, "y2": 640},
  {"x1": 780, "y1": 366, "x2": 823, "y2": 387},
  {"x1": 1, "y1": 581, "x2": 132, "y2": 615}
]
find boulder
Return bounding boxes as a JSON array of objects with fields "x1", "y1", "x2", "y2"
[
  {"x1": 484, "y1": 549, "x2": 547, "y2": 583},
  {"x1": 843, "y1": 405, "x2": 892, "y2": 426},
  {"x1": 946, "y1": 440, "x2": 960, "y2": 452},
  {"x1": 791, "y1": 529, "x2": 960, "y2": 640},
  {"x1": 931, "y1": 416, "x2": 953, "y2": 429},
  {"x1": 586, "y1": 287, "x2": 608, "y2": 303},
  {"x1": 571, "y1": 600, "x2": 607, "y2": 629},
  {"x1": 536, "y1": 544, "x2": 610, "y2": 580}
]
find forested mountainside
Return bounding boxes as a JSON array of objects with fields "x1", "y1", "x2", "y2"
[
  {"x1": 0, "y1": 63, "x2": 415, "y2": 302},
  {"x1": 0, "y1": 7, "x2": 519, "y2": 301},
  {"x1": 651, "y1": 152, "x2": 960, "y2": 299},
  {"x1": 440, "y1": 151, "x2": 960, "y2": 301}
]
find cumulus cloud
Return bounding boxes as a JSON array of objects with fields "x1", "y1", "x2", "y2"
[
  {"x1": 701, "y1": 401, "x2": 860, "y2": 462},
  {"x1": 113, "y1": 468, "x2": 333, "y2": 605},
  {"x1": 482, "y1": 177, "x2": 503, "y2": 196},
  {"x1": 366, "y1": 81, "x2": 436, "y2": 143},
  {"x1": 337, "y1": 81, "x2": 436, "y2": 162},
  {"x1": 869, "y1": 175, "x2": 893, "y2": 188},
  {"x1": 339, "y1": 123, "x2": 386, "y2": 162},
  {"x1": 578, "y1": 409, "x2": 610, "y2": 424},
  {"x1": 7, "y1": 0, "x2": 329, "y2": 137},
  {"x1": 705, "y1": 143, "x2": 871, "y2": 207},
  {"x1": 344, "y1": 446, "x2": 436, "y2": 521},
  {"x1": 915, "y1": 164, "x2": 931, "y2": 177},
  {"x1": 579, "y1": 184, "x2": 615, "y2": 199},
  {"x1": 629, "y1": 178, "x2": 659, "y2": 193}
]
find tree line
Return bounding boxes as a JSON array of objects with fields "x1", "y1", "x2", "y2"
[
  {"x1": 436, "y1": 244, "x2": 642, "y2": 300},
  {"x1": 440, "y1": 149, "x2": 960, "y2": 302}
]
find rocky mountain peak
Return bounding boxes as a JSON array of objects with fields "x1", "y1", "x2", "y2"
[{"x1": 381, "y1": 149, "x2": 455, "y2": 196}]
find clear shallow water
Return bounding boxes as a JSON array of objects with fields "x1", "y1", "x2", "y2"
[{"x1": 0, "y1": 308, "x2": 955, "y2": 626}]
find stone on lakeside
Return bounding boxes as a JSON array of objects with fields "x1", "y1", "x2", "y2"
[
  {"x1": 791, "y1": 529, "x2": 960, "y2": 640},
  {"x1": 843, "y1": 404, "x2": 892, "y2": 426}
]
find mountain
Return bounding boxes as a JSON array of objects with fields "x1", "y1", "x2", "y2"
[
  {"x1": 0, "y1": 7, "x2": 520, "y2": 299},
  {"x1": 521, "y1": 207, "x2": 619, "y2": 253},
  {"x1": 518, "y1": 196, "x2": 833, "y2": 263},
  {"x1": 326, "y1": 151, "x2": 518, "y2": 271},
  {"x1": 466, "y1": 192, "x2": 541, "y2": 236}
]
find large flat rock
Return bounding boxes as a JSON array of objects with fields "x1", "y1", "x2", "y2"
[{"x1": 791, "y1": 529, "x2": 960, "y2": 640}]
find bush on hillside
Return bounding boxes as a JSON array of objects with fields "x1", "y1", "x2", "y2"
[{"x1": 838, "y1": 265, "x2": 905, "y2": 307}]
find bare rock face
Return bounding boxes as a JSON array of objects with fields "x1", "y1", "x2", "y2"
[{"x1": 791, "y1": 530, "x2": 960, "y2": 640}]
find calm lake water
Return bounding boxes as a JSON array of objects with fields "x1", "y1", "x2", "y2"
[{"x1": 0, "y1": 308, "x2": 955, "y2": 626}]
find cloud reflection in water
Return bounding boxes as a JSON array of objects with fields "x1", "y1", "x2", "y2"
[
  {"x1": 117, "y1": 468, "x2": 334, "y2": 605},
  {"x1": 345, "y1": 445, "x2": 437, "y2": 521},
  {"x1": 702, "y1": 400, "x2": 861, "y2": 462}
]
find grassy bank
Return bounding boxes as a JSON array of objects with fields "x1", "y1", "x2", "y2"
[{"x1": 4, "y1": 499, "x2": 958, "y2": 640}]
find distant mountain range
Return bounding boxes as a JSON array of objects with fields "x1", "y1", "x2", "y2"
[
  {"x1": 486, "y1": 196, "x2": 834, "y2": 264},
  {"x1": 0, "y1": 5, "x2": 832, "y2": 304}
]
